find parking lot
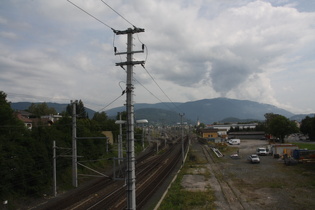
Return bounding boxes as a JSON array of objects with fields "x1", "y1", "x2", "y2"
[{"x1": 217, "y1": 139, "x2": 315, "y2": 209}]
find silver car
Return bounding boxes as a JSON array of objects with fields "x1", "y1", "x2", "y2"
[{"x1": 248, "y1": 154, "x2": 260, "y2": 163}]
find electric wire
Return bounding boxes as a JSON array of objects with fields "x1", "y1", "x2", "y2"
[
  {"x1": 78, "y1": 158, "x2": 109, "y2": 163},
  {"x1": 141, "y1": 65, "x2": 184, "y2": 113},
  {"x1": 100, "y1": 0, "x2": 135, "y2": 28},
  {"x1": 136, "y1": 33, "x2": 148, "y2": 62},
  {"x1": 67, "y1": 0, "x2": 116, "y2": 32},
  {"x1": 97, "y1": 91, "x2": 125, "y2": 113},
  {"x1": 132, "y1": 77, "x2": 175, "y2": 112},
  {"x1": 116, "y1": 64, "x2": 175, "y2": 111}
]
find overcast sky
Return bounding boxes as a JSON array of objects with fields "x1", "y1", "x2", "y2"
[{"x1": 1, "y1": 0, "x2": 314, "y2": 114}]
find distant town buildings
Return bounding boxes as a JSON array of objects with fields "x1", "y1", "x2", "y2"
[
  {"x1": 15, "y1": 110, "x2": 62, "y2": 129},
  {"x1": 199, "y1": 123, "x2": 265, "y2": 139}
]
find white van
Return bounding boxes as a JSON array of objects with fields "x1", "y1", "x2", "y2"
[
  {"x1": 228, "y1": 139, "x2": 240, "y2": 145},
  {"x1": 257, "y1": 147, "x2": 267, "y2": 155}
]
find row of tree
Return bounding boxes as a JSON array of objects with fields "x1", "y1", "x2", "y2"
[
  {"x1": 196, "y1": 112, "x2": 314, "y2": 142},
  {"x1": 0, "y1": 91, "x2": 146, "y2": 208},
  {"x1": 262, "y1": 113, "x2": 315, "y2": 141},
  {"x1": 300, "y1": 116, "x2": 315, "y2": 140}
]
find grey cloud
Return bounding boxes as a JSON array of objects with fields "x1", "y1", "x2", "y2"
[{"x1": 210, "y1": 59, "x2": 252, "y2": 94}]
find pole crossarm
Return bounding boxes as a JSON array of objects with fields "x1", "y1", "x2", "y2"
[
  {"x1": 114, "y1": 27, "x2": 144, "y2": 35},
  {"x1": 76, "y1": 137, "x2": 108, "y2": 140},
  {"x1": 115, "y1": 50, "x2": 144, "y2": 55},
  {"x1": 115, "y1": 61, "x2": 145, "y2": 66},
  {"x1": 56, "y1": 147, "x2": 71, "y2": 150}
]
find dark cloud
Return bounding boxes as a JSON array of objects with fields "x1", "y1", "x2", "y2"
[{"x1": 210, "y1": 59, "x2": 251, "y2": 94}]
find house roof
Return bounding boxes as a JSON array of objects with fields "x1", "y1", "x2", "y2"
[
  {"x1": 16, "y1": 112, "x2": 33, "y2": 123},
  {"x1": 200, "y1": 128, "x2": 219, "y2": 133},
  {"x1": 228, "y1": 131, "x2": 265, "y2": 135}
]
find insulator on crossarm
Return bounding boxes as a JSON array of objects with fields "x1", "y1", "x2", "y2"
[
  {"x1": 142, "y1": 44, "x2": 145, "y2": 50},
  {"x1": 114, "y1": 47, "x2": 117, "y2": 53}
]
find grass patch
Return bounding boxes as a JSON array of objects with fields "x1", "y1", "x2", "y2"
[
  {"x1": 255, "y1": 177, "x2": 289, "y2": 189},
  {"x1": 292, "y1": 143, "x2": 315, "y2": 150},
  {"x1": 158, "y1": 148, "x2": 216, "y2": 210},
  {"x1": 188, "y1": 153, "x2": 208, "y2": 164},
  {"x1": 267, "y1": 180, "x2": 286, "y2": 189},
  {"x1": 159, "y1": 189, "x2": 215, "y2": 210}
]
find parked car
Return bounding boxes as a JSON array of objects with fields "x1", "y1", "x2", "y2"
[
  {"x1": 248, "y1": 154, "x2": 260, "y2": 163},
  {"x1": 228, "y1": 139, "x2": 240, "y2": 145},
  {"x1": 257, "y1": 147, "x2": 267, "y2": 156}
]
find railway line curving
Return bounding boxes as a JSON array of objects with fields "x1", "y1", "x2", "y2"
[{"x1": 34, "y1": 137, "x2": 188, "y2": 210}]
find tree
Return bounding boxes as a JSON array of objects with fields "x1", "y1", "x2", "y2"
[
  {"x1": 66, "y1": 100, "x2": 88, "y2": 118},
  {"x1": 0, "y1": 91, "x2": 14, "y2": 126},
  {"x1": 0, "y1": 91, "x2": 118, "y2": 205},
  {"x1": 0, "y1": 91, "x2": 50, "y2": 200},
  {"x1": 264, "y1": 113, "x2": 299, "y2": 143},
  {"x1": 0, "y1": 91, "x2": 25, "y2": 136},
  {"x1": 300, "y1": 116, "x2": 315, "y2": 141},
  {"x1": 195, "y1": 122, "x2": 205, "y2": 135},
  {"x1": 27, "y1": 102, "x2": 57, "y2": 117},
  {"x1": 92, "y1": 112, "x2": 117, "y2": 133},
  {"x1": 93, "y1": 112, "x2": 108, "y2": 122},
  {"x1": 254, "y1": 122, "x2": 266, "y2": 131}
]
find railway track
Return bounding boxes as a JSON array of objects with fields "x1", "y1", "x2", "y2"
[
  {"x1": 201, "y1": 144, "x2": 245, "y2": 210},
  {"x1": 35, "y1": 137, "x2": 188, "y2": 210},
  {"x1": 85, "y1": 139, "x2": 185, "y2": 209}
]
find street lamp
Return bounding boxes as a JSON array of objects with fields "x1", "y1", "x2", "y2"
[
  {"x1": 136, "y1": 119, "x2": 148, "y2": 150},
  {"x1": 115, "y1": 119, "x2": 126, "y2": 165},
  {"x1": 115, "y1": 119, "x2": 148, "y2": 162},
  {"x1": 179, "y1": 113, "x2": 185, "y2": 163}
]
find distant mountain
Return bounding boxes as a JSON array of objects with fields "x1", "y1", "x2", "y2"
[
  {"x1": 10, "y1": 102, "x2": 96, "y2": 118},
  {"x1": 178, "y1": 98, "x2": 294, "y2": 124},
  {"x1": 11, "y1": 98, "x2": 310, "y2": 124},
  {"x1": 289, "y1": 114, "x2": 315, "y2": 122},
  {"x1": 106, "y1": 98, "x2": 295, "y2": 124},
  {"x1": 134, "y1": 108, "x2": 191, "y2": 125},
  {"x1": 220, "y1": 117, "x2": 261, "y2": 123}
]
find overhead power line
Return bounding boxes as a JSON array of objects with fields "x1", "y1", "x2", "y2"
[
  {"x1": 67, "y1": 0, "x2": 116, "y2": 32},
  {"x1": 100, "y1": 0, "x2": 135, "y2": 28},
  {"x1": 97, "y1": 91, "x2": 125, "y2": 113},
  {"x1": 141, "y1": 65, "x2": 183, "y2": 113},
  {"x1": 133, "y1": 77, "x2": 175, "y2": 111}
]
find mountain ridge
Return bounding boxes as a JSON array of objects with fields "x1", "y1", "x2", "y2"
[{"x1": 10, "y1": 98, "x2": 313, "y2": 124}]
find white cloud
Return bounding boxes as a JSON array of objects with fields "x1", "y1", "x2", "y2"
[{"x1": 0, "y1": 0, "x2": 315, "y2": 114}]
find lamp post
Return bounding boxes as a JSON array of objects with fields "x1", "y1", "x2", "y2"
[
  {"x1": 136, "y1": 119, "x2": 148, "y2": 150},
  {"x1": 115, "y1": 119, "x2": 126, "y2": 165},
  {"x1": 179, "y1": 113, "x2": 185, "y2": 163},
  {"x1": 115, "y1": 119, "x2": 148, "y2": 163}
]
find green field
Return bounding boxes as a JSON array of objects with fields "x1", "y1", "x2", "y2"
[{"x1": 292, "y1": 142, "x2": 315, "y2": 150}]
